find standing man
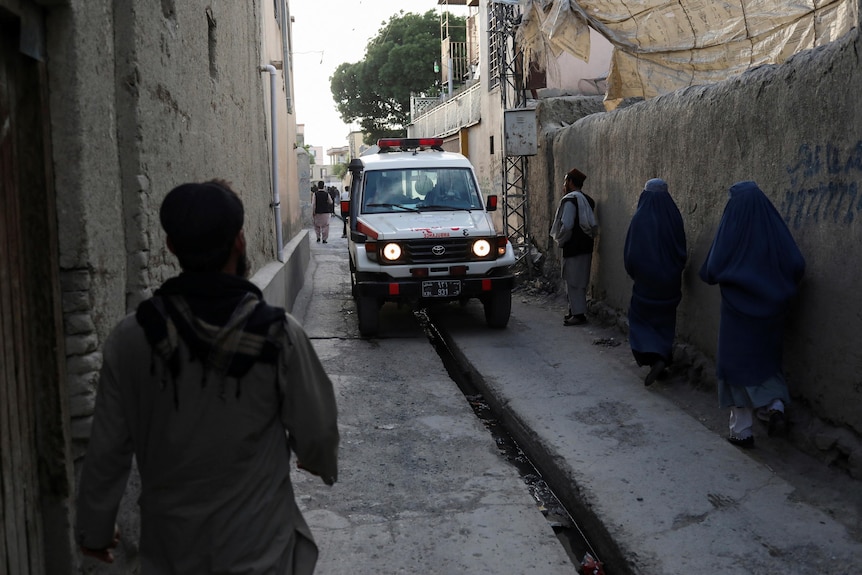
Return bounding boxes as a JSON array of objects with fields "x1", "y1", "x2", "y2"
[
  {"x1": 551, "y1": 168, "x2": 598, "y2": 326},
  {"x1": 312, "y1": 180, "x2": 332, "y2": 243},
  {"x1": 76, "y1": 180, "x2": 339, "y2": 573}
]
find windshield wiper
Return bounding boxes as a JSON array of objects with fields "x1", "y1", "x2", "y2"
[{"x1": 366, "y1": 203, "x2": 420, "y2": 212}]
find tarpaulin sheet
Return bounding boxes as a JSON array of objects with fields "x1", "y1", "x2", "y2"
[{"x1": 516, "y1": 0, "x2": 857, "y2": 109}]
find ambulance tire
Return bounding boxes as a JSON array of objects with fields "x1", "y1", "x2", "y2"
[
  {"x1": 357, "y1": 295, "x2": 380, "y2": 337},
  {"x1": 483, "y1": 290, "x2": 511, "y2": 329}
]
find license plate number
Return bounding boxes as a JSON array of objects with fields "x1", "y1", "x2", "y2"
[{"x1": 422, "y1": 280, "x2": 461, "y2": 298}]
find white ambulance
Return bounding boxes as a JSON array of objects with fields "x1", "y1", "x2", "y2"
[{"x1": 343, "y1": 138, "x2": 516, "y2": 337}]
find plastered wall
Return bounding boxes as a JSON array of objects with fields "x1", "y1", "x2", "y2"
[
  {"x1": 39, "y1": 2, "x2": 299, "y2": 569},
  {"x1": 113, "y1": 0, "x2": 273, "y2": 306},
  {"x1": 46, "y1": 0, "x2": 287, "y2": 463},
  {"x1": 530, "y1": 28, "x2": 862, "y2": 439}
]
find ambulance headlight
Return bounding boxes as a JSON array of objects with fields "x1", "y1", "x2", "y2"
[
  {"x1": 472, "y1": 239, "x2": 491, "y2": 258},
  {"x1": 382, "y1": 242, "x2": 402, "y2": 261}
]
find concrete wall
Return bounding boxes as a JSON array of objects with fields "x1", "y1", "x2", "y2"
[
  {"x1": 114, "y1": 1, "x2": 273, "y2": 303},
  {"x1": 46, "y1": 1, "x2": 280, "y2": 464},
  {"x1": 46, "y1": 0, "x2": 127, "y2": 457},
  {"x1": 261, "y1": 0, "x2": 303, "y2": 244},
  {"x1": 26, "y1": 0, "x2": 311, "y2": 569},
  {"x1": 528, "y1": 26, "x2": 862, "y2": 450}
]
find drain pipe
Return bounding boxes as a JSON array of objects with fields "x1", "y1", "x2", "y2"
[
  {"x1": 259, "y1": 63, "x2": 284, "y2": 262},
  {"x1": 280, "y1": 0, "x2": 293, "y2": 114}
]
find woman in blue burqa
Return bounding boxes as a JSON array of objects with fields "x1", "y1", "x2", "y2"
[
  {"x1": 624, "y1": 178, "x2": 687, "y2": 386},
  {"x1": 700, "y1": 181, "x2": 805, "y2": 448}
]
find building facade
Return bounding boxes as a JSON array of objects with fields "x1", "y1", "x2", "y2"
[
  {"x1": 413, "y1": 0, "x2": 862, "y2": 470},
  {"x1": 0, "y1": 0, "x2": 309, "y2": 572}
]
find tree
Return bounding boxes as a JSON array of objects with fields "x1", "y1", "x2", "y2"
[
  {"x1": 333, "y1": 163, "x2": 348, "y2": 179},
  {"x1": 331, "y1": 10, "x2": 465, "y2": 144},
  {"x1": 302, "y1": 144, "x2": 315, "y2": 165}
]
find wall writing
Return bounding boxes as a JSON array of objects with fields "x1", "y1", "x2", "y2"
[{"x1": 781, "y1": 142, "x2": 862, "y2": 229}]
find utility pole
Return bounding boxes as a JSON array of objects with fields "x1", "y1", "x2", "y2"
[{"x1": 491, "y1": 0, "x2": 532, "y2": 277}]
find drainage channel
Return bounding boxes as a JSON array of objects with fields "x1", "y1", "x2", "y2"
[{"x1": 415, "y1": 310, "x2": 606, "y2": 574}]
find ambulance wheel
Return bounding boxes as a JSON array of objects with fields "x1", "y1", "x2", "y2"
[
  {"x1": 357, "y1": 295, "x2": 379, "y2": 337},
  {"x1": 483, "y1": 291, "x2": 511, "y2": 329}
]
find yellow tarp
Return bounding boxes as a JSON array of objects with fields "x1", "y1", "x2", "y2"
[{"x1": 517, "y1": 0, "x2": 857, "y2": 109}]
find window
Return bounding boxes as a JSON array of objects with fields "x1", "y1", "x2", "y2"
[{"x1": 362, "y1": 169, "x2": 482, "y2": 213}]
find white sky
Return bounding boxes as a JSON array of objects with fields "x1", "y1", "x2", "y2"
[{"x1": 289, "y1": 0, "x2": 450, "y2": 159}]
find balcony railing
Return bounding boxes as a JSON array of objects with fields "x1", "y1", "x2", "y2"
[{"x1": 408, "y1": 82, "x2": 482, "y2": 138}]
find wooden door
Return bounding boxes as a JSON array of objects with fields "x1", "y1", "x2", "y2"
[{"x1": 1, "y1": 11, "x2": 70, "y2": 574}]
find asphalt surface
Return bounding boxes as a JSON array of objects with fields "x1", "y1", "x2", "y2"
[{"x1": 294, "y1": 229, "x2": 862, "y2": 574}]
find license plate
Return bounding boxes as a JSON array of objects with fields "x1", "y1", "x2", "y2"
[{"x1": 422, "y1": 280, "x2": 461, "y2": 298}]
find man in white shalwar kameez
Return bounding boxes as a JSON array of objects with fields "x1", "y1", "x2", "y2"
[
  {"x1": 76, "y1": 180, "x2": 339, "y2": 574},
  {"x1": 550, "y1": 168, "x2": 598, "y2": 326}
]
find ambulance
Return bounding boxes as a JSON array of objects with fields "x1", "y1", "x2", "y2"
[{"x1": 343, "y1": 138, "x2": 516, "y2": 336}]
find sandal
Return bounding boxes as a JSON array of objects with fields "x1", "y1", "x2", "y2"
[{"x1": 727, "y1": 435, "x2": 754, "y2": 448}]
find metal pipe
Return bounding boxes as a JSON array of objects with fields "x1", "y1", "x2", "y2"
[
  {"x1": 448, "y1": 54, "x2": 454, "y2": 96},
  {"x1": 280, "y1": 0, "x2": 293, "y2": 114},
  {"x1": 259, "y1": 64, "x2": 284, "y2": 262}
]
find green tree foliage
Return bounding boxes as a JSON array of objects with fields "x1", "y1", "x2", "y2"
[
  {"x1": 331, "y1": 10, "x2": 465, "y2": 144},
  {"x1": 302, "y1": 144, "x2": 315, "y2": 164}
]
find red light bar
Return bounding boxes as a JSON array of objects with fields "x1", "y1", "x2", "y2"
[{"x1": 377, "y1": 138, "x2": 444, "y2": 150}]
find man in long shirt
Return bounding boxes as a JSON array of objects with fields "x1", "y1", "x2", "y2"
[
  {"x1": 76, "y1": 180, "x2": 339, "y2": 574},
  {"x1": 551, "y1": 168, "x2": 598, "y2": 326},
  {"x1": 312, "y1": 180, "x2": 332, "y2": 243}
]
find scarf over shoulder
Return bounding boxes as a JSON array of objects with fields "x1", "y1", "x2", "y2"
[
  {"x1": 550, "y1": 190, "x2": 597, "y2": 243},
  {"x1": 135, "y1": 272, "x2": 285, "y2": 405},
  {"x1": 78, "y1": 270, "x2": 338, "y2": 574}
]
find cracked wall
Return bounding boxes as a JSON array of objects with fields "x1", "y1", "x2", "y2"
[{"x1": 528, "y1": 24, "x2": 862, "y2": 456}]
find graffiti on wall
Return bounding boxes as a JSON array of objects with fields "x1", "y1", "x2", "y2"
[{"x1": 781, "y1": 142, "x2": 862, "y2": 228}]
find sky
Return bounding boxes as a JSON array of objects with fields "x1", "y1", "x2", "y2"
[{"x1": 289, "y1": 0, "x2": 451, "y2": 158}]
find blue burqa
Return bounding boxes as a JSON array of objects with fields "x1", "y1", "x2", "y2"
[
  {"x1": 624, "y1": 179, "x2": 687, "y2": 364},
  {"x1": 699, "y1": 181, "x2": 805, "y2": 388}
]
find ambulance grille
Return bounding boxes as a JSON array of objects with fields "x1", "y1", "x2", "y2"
[{"x1": 405, "y1": 238, "x2": 470, "y2": 263}]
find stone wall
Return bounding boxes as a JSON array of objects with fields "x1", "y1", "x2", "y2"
[
  {"x1": 526, "y1": 27, "x2": 862, "y2": 468},
  {"x1": 50, "y1": 1, "x2": 280, "y2": 458}
]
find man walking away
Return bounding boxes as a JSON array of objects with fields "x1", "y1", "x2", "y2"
[
  {"x1": 312, "y1": 180, "x2": 332, "y2": 243},
  {"x1": 76, "y1": 179, "x2": 339, "y2": 574}
]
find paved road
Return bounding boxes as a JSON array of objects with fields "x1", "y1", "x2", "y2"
[
  {"x1": 290, "y1": 235, "x2": 575, "y2": 575},
  {"x1": 292, "y1": 229, "x2": 862, "y2": 574}
]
